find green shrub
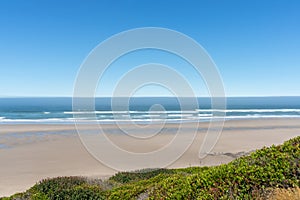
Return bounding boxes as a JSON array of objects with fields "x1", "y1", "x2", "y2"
[
  {"x1": 3, "y1": 177, "x2": 105, "y2": 200},
  {"x1": 148, "y1": 136, "x2": 300, "y2": 199}
]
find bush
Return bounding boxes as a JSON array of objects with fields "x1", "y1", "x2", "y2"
[
  {"x1": 148, "y1": 136, "x2": 300, "y2": 199},
  {"x1": 5, "y1": 177, "x2": 105, "y2": 200}
]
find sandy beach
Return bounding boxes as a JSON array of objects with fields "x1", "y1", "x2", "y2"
[{"x1": 1, "y1": 118, "x2": 300, "y2": 197}]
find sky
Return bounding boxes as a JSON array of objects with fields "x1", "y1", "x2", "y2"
[{"x1": 0, "y1": 0, "x2": 299, "y2": 97}]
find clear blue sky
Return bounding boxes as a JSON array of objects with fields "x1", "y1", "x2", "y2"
[{"x1": 0, "y1": 0, "x2": 299, "y2": 97}]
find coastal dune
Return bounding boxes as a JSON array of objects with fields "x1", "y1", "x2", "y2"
[{"x1": 0, "y1": 118, "x2": 300, "y2": 197}]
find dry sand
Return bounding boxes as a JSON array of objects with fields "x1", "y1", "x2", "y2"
[{"x1": 1, "y1": 118, "x2": 300, "y2": 197}]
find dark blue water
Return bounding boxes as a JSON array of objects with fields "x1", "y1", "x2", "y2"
[{"x1": 0, "y1": 97, "x2": 299, "y2": 124}]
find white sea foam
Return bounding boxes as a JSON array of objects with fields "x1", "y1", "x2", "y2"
[
  {"x1": 196, "y1": 109, "x2": 300, "y2": 113},
  {"x1": 0, "y1": 118, "x2": 75, "y2": 123},
  {"x1": 198, "y1": 114, "x2": 213, "y2": 117},
  {"x1": 167, "y1": 114, "x2": 194, "y2": 117},
  {"x1": 1, "y1": 111, "x2": 300, "y2": 124},
  {"x1": 64, "y1": 110, "x2": 199, "y2": 115}
]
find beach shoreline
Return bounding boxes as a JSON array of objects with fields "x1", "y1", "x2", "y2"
[{"x1": 1, "y1": 118, "x2": 300, "y2": 197}]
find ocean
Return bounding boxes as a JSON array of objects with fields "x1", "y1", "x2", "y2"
[{"x1": 0, "y1": 97, "x2": 300, "y2": 124}]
